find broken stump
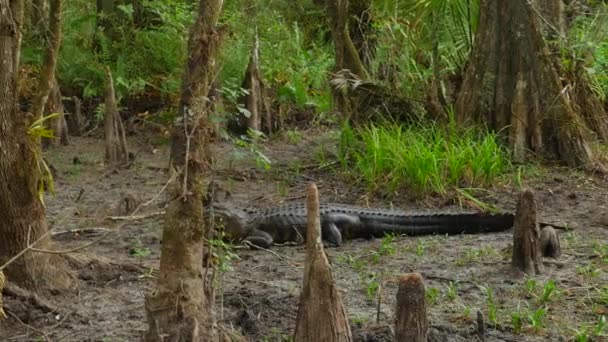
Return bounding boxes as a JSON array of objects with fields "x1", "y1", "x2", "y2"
[
  {"x1": 395, "y1": 273, "x2": 428, "y2": 342},
  {"x1": 293, "y1": 183, "x2": 352, "y2": 342},
  {"x1": 512, "y1": 189, "x2": 543, "y2": 275}
]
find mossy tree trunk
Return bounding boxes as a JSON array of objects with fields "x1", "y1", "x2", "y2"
[
  {"x1": 326, "y1": 0, "x2": 369, "y2": 122},
  {"x1": 455, "y1": 0, "x2": 606, "y2": 170},
  {"x1": 0, "y1": 0, "x2": 72, "y2": 290},
  {"x1": 348, "y1": 0, "x2": 374, "y2": 68},
  {"x1": 144, "y1": 0, "x2": 224, "y2": 340}
]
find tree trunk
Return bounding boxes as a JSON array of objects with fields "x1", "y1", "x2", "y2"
[
  {"x1": 11, "y1": 0, "x2": 24, "y2": 69},
  {"x1": 294, "y1": 183, "x2": 352, "y2": 342},
  {"x1": 30, "y1": 0, "x2": 61, "y2": 122},
  {"x1": 511, "y1": 189, "x2": 543, "y2": 276},
  {"x1": 455, "y1": 0, "x2": 606, "y2": 170},
  {"x1": 537, "y1": 0, "x2": 564, "y2": 35},
  {"x1": 144, "y1": 0, "x2": 225, "y2": 340},
  {"x1": 0, "y1": 0, "x2": 72, "y2": 290},
  {"x1": 395, "y1": 273, "x2": 428, "y2": 342},
  {"x1": 326, "y1": 0, "x2": 369, "y2": 122},
  {"x1": 104, "y1": 67, "x2": 129, "y2": 167},
  {"x1": 67, "y1": 96, "x2": 85, "y2": 136},
  {"x1": 348, "y1": 0, "x2": 374, "y2": 68},
  {"x1": 233, "y1": 32, "x2": 272, "y2": 135},
  {"x1": 42, "y1": 76, "x2": 69, "y2": 147}
]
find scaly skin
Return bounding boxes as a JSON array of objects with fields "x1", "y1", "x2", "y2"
[{"x1": 207, "y1": 202, "x2": 515, "y2": 248}]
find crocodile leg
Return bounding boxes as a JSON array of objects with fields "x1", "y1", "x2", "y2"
[
  {"x1": 244, "y1": 229, "x2": 274, "y2": 249},
  {"x1": 322, "y1": 222, "x2": 343, "y2": 246},
  {"x1": 322, "y1": 213, "x2": 361, "y2": 246}
]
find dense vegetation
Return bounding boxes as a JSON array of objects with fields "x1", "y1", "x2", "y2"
[{"x1": 19, "y1": 0, "x2": 608, "y2": 191}]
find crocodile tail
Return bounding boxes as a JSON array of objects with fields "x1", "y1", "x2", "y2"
[{"x1": 359, "y1": 212, "x2": 514, "y2": 238}]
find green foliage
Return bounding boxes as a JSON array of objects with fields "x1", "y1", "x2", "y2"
[
  {"x1": 22, "y1": 0, "x2": 194, "y2": 102},
  {"x1": 370, "y1": 0, "x2": 478, "y2": 96},
  {"x1": 371, "y1": 233, "x2": 397, "y2": 262},
  {"x1": 27, "y1": 113, "x2": 61, "y2": 203},
  {"x1": 364, "y1": 272, "x2": 381, "y2": 301},
  {"x1": 479, "y1": 285, "x2": 498, "y2": 325},
  {"x1": 566, "y1": 4, "x2": 608, "y2": 101},
  {"x1": 338, "y1": 120, "x2": 510, "y2": 196},
  {"x1": 511, "y1": 307, "x2": 524, "y2": 334},
  {"x1": 445, "y1": 281, "x2": 458, "y2": 301},
  {"x1": 537, "y1": 279, "x2": 557, "y2": 304},
  {"x1": 573, "y1": 316, "x2": 608, "y2": 341},
  {"x1": 426, "y1": 287, "x2": 440, "y2": 305},
  {"x1": 220, "y1": 3, "x2": 333, "y2": 114}
]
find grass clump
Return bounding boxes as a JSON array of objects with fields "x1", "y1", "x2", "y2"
[{"x1": 338, "y1": 120, "x2": 511, "y2": 196}]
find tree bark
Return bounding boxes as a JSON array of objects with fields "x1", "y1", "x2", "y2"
[
  {"x1": 30, "y1": 0, "x2": 61, "y2": 122},
  {"x1": 395, "y1": 273, "x2": 428, "y2": 342},
  {"x1": 0, "y1": 0, "x2": 72, "y2": 290},
  {"x1": 537, "y1": 0, "x2": 564, "y2": 35},
  {"x1": 66, "y1": 96, "x2": 85, "y2": 135},
  {"x1": 294, "y1": 183, "x2": 352, "y2": 342},
  {"x1": 42, "y1": 76, "x2": 69, "y2": 147},
  {"x1": 348, "y1": 0, "x2": 374, "y2": 68},
  {"x1": 11, "y1": 0, "x2": 23, "y2": 70},
  {"x1": 233, "y1": 32, "x2": 272, "y2": 134},
  {"x1": 511, "y1": 189, "x2": 543, "y2": 276},
  {"x1": 104, "y1": 67, "x2": 129, "y2": 167},
  {"x1": 455, "y1": 0, "x2": 605, "y2": 170},
  {"x1": 144, "y1": 0, "x2": 225, "y2": 340},
  {"x1": 326, "y1": 0, "x2": 369, "y2": 122}
]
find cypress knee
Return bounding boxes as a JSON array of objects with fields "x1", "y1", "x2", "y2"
[
  {"x1": 395, "y1": 273, "x2": 428, "y2": 342},
  {"x1": 511, "y1": 189, "x2": 543, "y2": 275},
  {"x1": 293, "y1": 183, "x2": 352, "y2": 342}
]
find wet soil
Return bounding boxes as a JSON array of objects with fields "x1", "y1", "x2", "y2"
[{"x1": 2, "y1": 130, "x2": 608, "y2": 341}]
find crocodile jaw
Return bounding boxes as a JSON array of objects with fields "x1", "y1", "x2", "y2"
[{"x1": 206, "y1": 203, "x2": 250, "y2": 240}]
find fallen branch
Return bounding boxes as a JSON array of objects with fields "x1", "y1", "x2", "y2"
[
  {"x1": 107, "y1": 211, "x2": 165, "y2": 221},
  {"x1": 30, "y1": 231, "x2": 112, "y2": 255},
  {"x1": 51, "y1": 227, "x2": 110, "y2": 237}
]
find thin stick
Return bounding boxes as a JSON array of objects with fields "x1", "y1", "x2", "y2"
[
  {"x1": 6, "y1": 310, "x2": 50, "y2": 341},
  {"x1": 51, "y1": 227, "x2": 110, "y2": 237},
  {"x1": 129, "y1": 171, "x2": 178, "y2": 216},
  {"x1": 30, "y1": 231, "x2": 112, "y2": 254},
  {"x1": 242, "y1": 241, "x2": 300, "y2": 268},
  {"x1": 0, "y1": 227, "x2": 50, "y2": 271}
]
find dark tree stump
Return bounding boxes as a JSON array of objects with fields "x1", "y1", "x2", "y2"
[
  {"x1": 512, "y1": 189, "x2": 543, "y2": 275},
  {"x1": 395, "y1": 273, "x2": 428, "y2": 342},
  {"x1": 294, "y1": 183, "x2": 352, "y2": 342},
  {"x1": 540, "y1": 226, "x2": 561, "y2": 258},
  {"x1": 67, "y1": 96, "x2": 85, "y2": 136}
]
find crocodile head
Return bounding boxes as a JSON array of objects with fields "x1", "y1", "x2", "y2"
[{"x1": 205, "y1": 203, "x2": 251, "y2": 240}]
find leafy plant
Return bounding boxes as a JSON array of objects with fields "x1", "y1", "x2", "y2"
[
  {"x1": 364, "y1": 272, "x2": 381, "y2": 301},
  {"x1": 528, "y1": 307, "x2": 547, "y2": 333},
  {"x1": 445, "y1": 281, "x2": 458, "y2": 301},
  {"x1": 511, "y1": 307, "x2": 524, "y2": 334},
  {"x1": 479, "y1": 285, "x2": 498, "y2": 325},
  {"x1": 426, "y1": 287, "x2": 441, "y2": 305},
  {"x1": 538, "y1": 279, "x2": 557, "y2": 304},
  {"x1": 338, "y1": 120, "x2": 511, "y2": 196}
]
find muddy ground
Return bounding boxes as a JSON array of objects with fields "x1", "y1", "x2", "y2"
[{"x1": 2, "y1": 129, "x2": 608, "y2": 341}]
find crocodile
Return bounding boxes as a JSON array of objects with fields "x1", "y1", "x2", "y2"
[{"x1": 207, "y1": 202, "x2": 515, "y2": 248}]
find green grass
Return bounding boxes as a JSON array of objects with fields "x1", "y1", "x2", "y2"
[{"x1": 338, "y1": 120, "x2": 511, "y2": 196}]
